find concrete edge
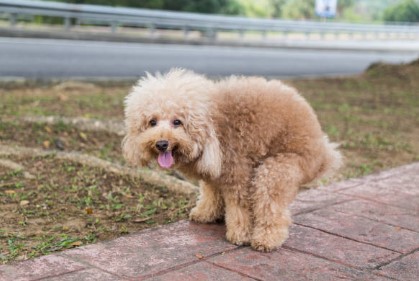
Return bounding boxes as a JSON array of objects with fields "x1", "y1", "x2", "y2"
[{"x1": 2, "y1": 26, "x2": 419, "y2": 53}]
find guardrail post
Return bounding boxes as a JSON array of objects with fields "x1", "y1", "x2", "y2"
[
  {"x1": 239, "y1": 29, "x2": 244, "y2": 40},
  {"x1": 183, "y1": 26, "x2": 189, "y2": 40},
  {"x1": 148, "y1": 23, "x2": 155, "y2": 38},
  {"x1": 64, "y1": 17, "x2": 71, "y2": 31},
  {"x1": 261, "y1": 30, "x2": 267, "y2": 40},
  {"x1": 9, "y1": 13, "x2": 17, "y2": 27},
  {"x1": 111, "y1": 22, "x2": 117, "y2": 33},
  {"x1": 204, "y1": 27, "x2": 216, "y2": 41}
]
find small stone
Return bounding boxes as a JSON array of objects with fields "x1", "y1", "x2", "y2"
[{"x1": 54, "y1": 138, "x2": 65, "y2": 150}]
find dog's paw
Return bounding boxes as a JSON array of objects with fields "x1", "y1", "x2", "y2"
[
  {"x1": 250, "y1": 226, "x2": 289, "y2": 252},
  {"x1": 189, "y1": 207, "x2": 219, "y2": 223},
  {"x1": 250, "y1": 240, "x2": 277, "y2": 252},
  {"x1": 226, "y1": 229, "x2": 251, "y2": 246}
]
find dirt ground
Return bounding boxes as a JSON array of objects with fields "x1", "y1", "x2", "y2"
[{"x1": 1, "y1": 59, "x2": 418, "y2": 263}]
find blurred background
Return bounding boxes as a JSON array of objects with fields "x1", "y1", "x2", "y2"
[
  {"x1": 0, "y1": 0, "x2": 418, "y2": 78},
  {"x1": 12, "y1": 0, "x2": 419, "y2": 23}
]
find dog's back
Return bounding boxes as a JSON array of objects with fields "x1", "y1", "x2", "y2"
[{"x1": 211, "y1": 76, "x2": 342, "y2": 184}]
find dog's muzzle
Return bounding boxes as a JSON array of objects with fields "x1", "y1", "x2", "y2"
[{"x1": 155, "y1": 140, "x2": 169, "y2": 152}]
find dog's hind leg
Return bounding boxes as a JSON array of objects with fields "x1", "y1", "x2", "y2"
[
  {"x1": 189, "y1": 182, "x2": 224, "y2": 223},
  {"x1": 250, "y1": 153, "x2": 306, "y2": 252}
]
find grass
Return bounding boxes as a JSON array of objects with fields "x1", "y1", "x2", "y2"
[
  {"x1": 289, "y1": 60, "x2": 419, "y2": 178},
  {"x1": 0, "y1": 156, "x2": 193, "y2": 263},
  {"x1": 0, "y1": 82, "x2": 126, "y2": 119},
  {"x1": 0, "y1": 121, "x2": 123, "y2": 162},
  {"x1": 0, "y1": 59, "x2": 418, "y2": 263}
]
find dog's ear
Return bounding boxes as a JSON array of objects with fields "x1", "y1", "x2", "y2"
[
  {"x1": 196, "y1": 126, "x2": 222, "y2": 179},
  {"x1": 121, "y1": 134, "x2": 138, "y2": 165},
  {"x1": 121, "y1": 133, "x2": 148, "y2": 167}
]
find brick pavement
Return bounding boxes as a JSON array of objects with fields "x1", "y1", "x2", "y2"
[{"x1": 1, "y1": 162, "x2": 418, "y2": 281}]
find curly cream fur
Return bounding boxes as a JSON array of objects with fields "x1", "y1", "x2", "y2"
[{"x1": 122, "y1": 69, "x2": 342, "y2": 252}]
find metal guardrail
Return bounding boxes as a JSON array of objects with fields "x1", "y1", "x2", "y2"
[{"x1": 1, "y1": 0, "x2": 418, "y2": 40}]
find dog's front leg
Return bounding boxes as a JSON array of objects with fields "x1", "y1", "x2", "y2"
[
  {"x1": 222, "y1": 187, "x2": 252, "y2": 246},
  {"x1": 189, "y1": 181, "x2": 224, "y2": 223}
]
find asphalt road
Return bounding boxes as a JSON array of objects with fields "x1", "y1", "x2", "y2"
[{"x1": 0, "y1": 37, "x2": 418, "y2": 79}]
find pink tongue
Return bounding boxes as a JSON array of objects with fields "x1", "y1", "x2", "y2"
[{"x1": 157, "y1": 151, "x2": 174, "y2": 168}]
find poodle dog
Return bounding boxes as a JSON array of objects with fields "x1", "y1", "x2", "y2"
[{"x1": 122, "y1": 69, "x2": 342, "y2": 252}]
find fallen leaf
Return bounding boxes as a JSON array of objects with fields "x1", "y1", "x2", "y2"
[
  {"x1": 5, "y1": 190, "x2": 16, "y2": 195},
  {"x1": 195, "y1": 253, "x2": 204, "y2": 259},
  {"x1": 70, "y1": 241, "x2": 83, "y2": 247},
  {"x1": 79, "y1": 132, "x2": 88, "y2": 141},
  {"x1": 44, "y1": 126, "x2": 52, "y2": 133},
  {"x1": 85, "y1": 207, "x2": 93, "y2": 215},
  {"x1": 132, "y1": 217, "x2": 151, "y2": 223},
  {"x1": 124, "y1": 193, "x2": 134, "y2": 199},
  {"x1": 23, "y1": 172, "x2": 36, "y2": 180},
  {"x1": 16, "y1": 255, "x2": 27, "y2": 261},
  {"x1": 20, "y1": 200, "x2": 30, "y2": 206},
  {"x1": 42, "y1": 140, "x2": 50, "y2": 149}
]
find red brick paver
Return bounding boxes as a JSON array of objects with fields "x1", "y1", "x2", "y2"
[
  {"x1": 294, "y1": 207, "x2": 419, "y2": 254},
  {"x1": 62, "y1": 221, "x2": 237, "y2": 279},
  {"x1": 209, "y1": 247, "x2": 387, "y2": 281},
  {"x1": 329, "y1": 199, "x2": 419, "y2": 232},
  {"x1": 38, "y1": 268, "x2": 123, "y2": 281},
  {"x1": 1, "y1": 162, "x2": 418, "y2": 281},
  {"x1": 284, "y1": 224, "x2": 399, "y2": 269},
  {"x1": 148, "y1": 262, "x2": 254, "y2": 281},
  {"x1": 0, "y1": 255, "x2": 85, "y2": 281},
  {"x1": 374, "y1": 251, "x2": 419, "y2": 281}
]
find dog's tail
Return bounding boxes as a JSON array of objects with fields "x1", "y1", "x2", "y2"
[{"x1": 315, "y1": 136, "x2": 344, "y2": 184}]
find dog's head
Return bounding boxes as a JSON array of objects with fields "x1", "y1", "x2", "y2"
[{"x1": 122, "y1": 69, "x2": 222, "y2": 179}]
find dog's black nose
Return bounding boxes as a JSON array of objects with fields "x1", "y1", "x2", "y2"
[{"x1": 156, "y1": 140, "x2": 169, "y2": 152}]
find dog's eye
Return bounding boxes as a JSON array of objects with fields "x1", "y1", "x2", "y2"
[
  {"x1": 149, "y1": 119, "x2": 157, "y2": 127},
  {"x1": 173, "y1": 119, "x2": 182, "y2": 127}
]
